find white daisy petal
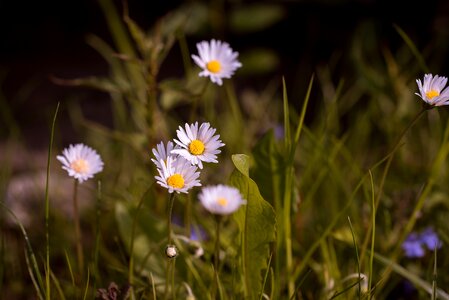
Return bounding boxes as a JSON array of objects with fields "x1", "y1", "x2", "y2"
[
  {"x1": 57, "y1": 143, "x2": 104, "y2": 184},
  {"x1": 191, "y1": 39, "x2": 242, "y2": 85},
  {"x1": 172, "y1": 122, "x2": 225, "y2": 169},
  {"x1": 155, "y1": 156, "x2": 201, "y2": 194},
  {"x1": 198, "y1": 184, "x2": 246, "y2": 215},
  {"x1": 151, "y1": 141, "x2": 179, "y2": 170},
  {"x1": 416, "y1": 74, "x2": 449, "y2": 106}
]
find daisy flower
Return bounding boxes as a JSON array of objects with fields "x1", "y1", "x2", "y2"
[
  {"x1": 191, "y1": 39, "x2": 242, "y2": 86},
  {"x1": 198, "y1": 184, "x2": 246, "y2": 215},
  {"x1": 57, "y1": 143, "x2": 104, "y2": 183},
  {"x1": 151, "y1": 141, "x2": 178, "y2": 169},
  {"x1": 415, "y1": 74, "x2": 449, "y2": 106},
  {"x1": 171, "y1": 122, "x2": 225, "y2": 169},
  {"x1": 155, "y1": 155, "x2": 201, "y2": 194}
]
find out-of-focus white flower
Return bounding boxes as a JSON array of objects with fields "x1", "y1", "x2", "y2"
[
  {"x1": 198, "y1": 184, "x2": 246, "y2": 215},
  {"x1": 171, "y1": 122, "x2": 224, "y2": 169},
  {"x1": 155, "y1": 156, "x2": 201, "y2": 194},
  {"x1": 191, "y1": 39, "x2": 242, "y2": 86},
  {"x1": 57, "y1": 143, "x2": 104, "y2": 183},
  {"x1": 151, "y1": 141, "x2": 178, "y2": 169},
  {"x1": 415, "y1": 74, "x2": 449, "y2": 106}
]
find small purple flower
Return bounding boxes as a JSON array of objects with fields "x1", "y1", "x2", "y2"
[
  {"x1": 402, "y1": 233, "x2": 425, "y2": 258},
  {"x1": 274, "y1": 125, "x2": 284, "y2": 140},
  {"x1": 420, "y1": 227, "x2": 442, "y2": 251}
]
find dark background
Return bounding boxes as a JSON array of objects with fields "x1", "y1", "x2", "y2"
[{"x1": 1, "y1": 0, "x2": 448, "y2": 147}]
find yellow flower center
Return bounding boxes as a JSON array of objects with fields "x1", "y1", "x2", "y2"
[
  {"x1": 426, "y1": 90, "x2": 440, "y2": 99},
  {"x1": 189, "y1": 139, "x2": 205, "y2": 155},
  {"x1": 217, "y1": 197, "x2": 228, "y2": 207},
  {"x1": 206, "y1": 60, "x2": 221, "y2": 73},
  {"x1": 167, "y1": 174, "x2": 185, "y2": 189},
  {"x1": 71, "y1": 159, "x2": 89, "y2": 174}
]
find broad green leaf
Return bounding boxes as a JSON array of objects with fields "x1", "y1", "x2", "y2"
[
  {"x1": 230, "y1": 154, "x2": 276, "y2": 300},
  {"x1": 251, "y1": 130, "x2": 284, "y2": 207}
]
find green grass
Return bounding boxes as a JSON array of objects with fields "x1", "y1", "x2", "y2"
[{"x1": 1, "y1": 0, "x2": 449, "y2": 299}]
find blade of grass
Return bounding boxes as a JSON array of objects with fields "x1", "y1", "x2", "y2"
[
  {"x1": 45, "y1": 102, "x2": 60, "y2": 300},
  {"x1": 1, "y1": 196, "x2": 45, "y2": 299},
  {"x1": 367, "y1": 170, "x2": 375, "y2": 300},
  {"x1": 150, "y1": 272, "x2": 157, "y2": 300},
  {"x1": 24, "y1": 249, "x2": 44, "y2": 300},
  {"x1": 64, "y1": 250, "x2": 75, "y2": 287},
  {"x1": 292, "y1": 74, "x2": 314, "y2": 153},
  {"x1": 373, "y1": 252, "x2": 449, "y2": 299},
  {"x1": 82, "y1": 268, "x2": 90, "y2": 300},
  {"x1": 347, "y1": 217, "x2": 361, "y2": 299},
  {"x1": 92, "y1": 181, "x2": 102, "y2": 296},
  {"x1": 432, "y1": 245, "x2": 437, "y2": 300},
  {"x1": 393, "y1": 24, "x2": 430, "y2": 74},
  {"x1": 50, "y1": 270, "x2": 67, "y2": 300},
  {"x1": 289, "y1": 269, "x2": 311, "y2": 300},
  {"x1": 259, "y1": 252, "x2": 273, "y2": 300},
  {"x1": 329, "y1": 279, "x2": 364, "y2": 300}
]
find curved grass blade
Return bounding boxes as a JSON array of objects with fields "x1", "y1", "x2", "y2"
[
  {"x1": 45, "y1": 101, "x2": 60, "y2": 300},
  {"x1": 1, "y1": 202, "x2": 45, "y2": 299},
  {"x1": 374, "y1": 252, "x2": 449, "y2": 300},
  {"x1": 393, "y1": 24, "x2": 430, "y2": 74}
]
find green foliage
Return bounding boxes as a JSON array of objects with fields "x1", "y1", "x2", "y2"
[
  {"x1": 230, "y1": 154, "x2": 276, "y2": 300},
  {"x1": 3, "y1": 0, "x2": 449, "y2": 299}
]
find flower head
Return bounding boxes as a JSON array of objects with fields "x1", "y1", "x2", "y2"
[
  {"x1": 415, "y1": 74, "x2": 449, "y2": 106},
  {"x1": 57, "y1": 143, "x2": 104, "y2": 183},
  {"x1": 151, "y1": 141, "x2": 178, "y2": 169},
  {"x1": 402, "y1": 233, "x2": 425, "y2": 258},
  {"x1": 402, "y1": 227, "x2": 442, "y2": 258},
  {"x1": 155, "y1": 156, "x2": 201, "y2": 194},
  {"x1": 420, "y1": 227, "x2": 442, "y2": 250},
  {"x1": 171, "y1": 122, "x2": 225, "y2": 169},
  {"x1": 198, "y1": 184, "x2": 246, "y2": 215},
  {"x1": 191, "y1": 39, "x2": 242, "y2": 86}
]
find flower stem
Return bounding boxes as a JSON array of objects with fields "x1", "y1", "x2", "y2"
[
  {"x1": 167, "y1": 193, "x2": 175, "y2": 244},
  {"x1": 72, "y1": 179, "x2": 84, "y2": 276},
  {"x1": 212, "y1": 215, "x2": 222, "y2": 299},
  {"x1": 165, "y1": 193, "x2": 176, "y2": 300}
]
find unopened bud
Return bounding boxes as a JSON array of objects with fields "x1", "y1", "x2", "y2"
[{"x1": 165, "y1": 245, "x2": 178, "y2": 258}]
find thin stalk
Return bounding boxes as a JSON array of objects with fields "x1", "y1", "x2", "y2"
[
  {"x1": 368, "y1": 171, "x2": 375, "y2": 299},
  {"x1": 432, "y1": 246, "x2": 437, "y2": 300},
  {"x1": 167, "y1": 193, "x2": 176, "y2": 244},
  {"x1": 72, "y1": 179, "x2": 84, "y2": 275},
  {"x1": 45, "y1": 102, "x2": 59, "y2": 300},
  {"x1": 224, "y1": 81, "x2": 243, "y2": 127},
  {"x1": 165, "y1": 193, "x2": 176, "y2": 300},
  {"x1": 347, "y1": 217, "x2": 361, "y2": 299},
  {"x1": 212, "y1": 215, "x2": 222, "y2": 299},
  {"x1": 284, "y1": 166, "x2": 294, "y2": 297},
  {"x1": 128, "y1": 184, "x2": 153, "y2": 297},
  {"x1": 177, "y1": 31, "x2": 192, "y2": 75},
  {"x1": 185, "y1": 194, "x2": 192, "y2": 237},
  {"x1": 92, "y1": 181, "x2": 102, "y2": 297}
]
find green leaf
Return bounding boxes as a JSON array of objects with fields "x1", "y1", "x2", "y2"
[
  {"x1": 251, "y1": 130, "x2": 284, "y2": 206},
  {"x1": 230, "y1": 154, "x2": 277, "y2": 299}
]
